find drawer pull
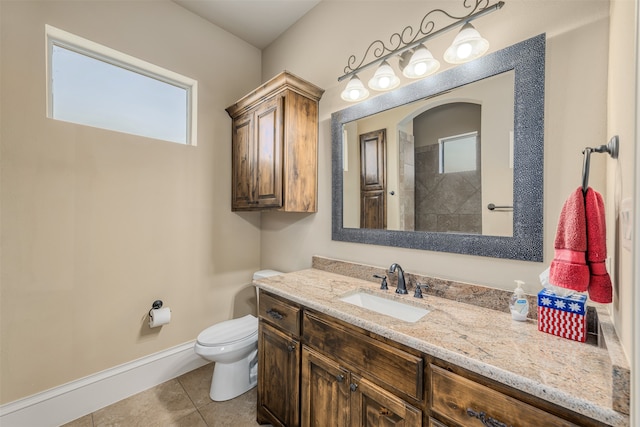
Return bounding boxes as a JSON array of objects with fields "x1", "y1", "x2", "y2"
[
  {"x1": 266, "y1": 309, "x2": 284, "y2": 320},
  {"x1": 287, "y1": 343, "x2": 296, "y2": 353},
  {"x1": 466, "y1": 408, "x2": 511, "y2": 427},
  {"x1": 336, "y1": 374, "x2": 345, "y2": 383},
  {"x1": 350, "y1": 383, "x2": 358, "y2": 392}
]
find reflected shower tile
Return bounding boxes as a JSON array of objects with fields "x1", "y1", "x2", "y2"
[
  {"x1": 458, "y1": 214, "x2": 482, "y2": 234},
  {"x1": 437, "y1": 214, "x2": 459, "y2": 232},
  {"x1": 416, "y1": 213, "x2": 437, "y2": 231},
  {"x1": 457, "y1": 190, "x2": 482, "y2": 214}
]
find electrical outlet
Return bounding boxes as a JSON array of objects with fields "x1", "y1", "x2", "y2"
[{"x1": 620, "y1": 198, "x2": 633, "y2": 251}]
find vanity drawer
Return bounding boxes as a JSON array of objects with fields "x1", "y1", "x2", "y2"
[
  {"x1": 303, "y1": 311, "x2": 423, "y2": 401},
  {"x1": 430, "y1": 365, "x2": 579, "y2": 427},
  {"x1": 258, "y1": 291, "x2": 301, "y2": 337}
]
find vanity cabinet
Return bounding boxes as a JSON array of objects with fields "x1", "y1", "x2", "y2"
[
  {"x1": 257, "y1": 292, "x2": 301, "y2": 426},
  {"x1": 350, "y1": 374, "x2": 422, "y2": 427},
  {"x1": 300, "y1": 347, "x2": 350, "y2": 426},
  {"x1": 226, "y1": 71, "x2": 324, "y2": 212},
  {"x1": 428, "y1": 418, "x2": 448, "y2": 427},
  {"x1": 301, "y1": 311, "x2": 423, "y2": 427},
  {"x1": 430, "y1": 365, "x2": 578, "y2": 427},
  {"x1": 256, "y1": 289, "x2": 610, "y2": 427},
  {"x1": 428, "y1": 363, "x2": 608, "y2": 427},
  {"x1": 301, "y1": 347, "x2": 422, "y2": 427}
]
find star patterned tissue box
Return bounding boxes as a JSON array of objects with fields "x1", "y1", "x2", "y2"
[{"x1": 537, "y1": 289, "x2": 587, "y2": 342}]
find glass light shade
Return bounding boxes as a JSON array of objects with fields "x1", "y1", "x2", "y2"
[
  {"x1": 368, "y1": 60, "x2": 400, "y2": 91},
  {"x1": 340, "y1": 75, "x2": 369, "y2": 102},
  {"x1": 444, "y1": 22, "x2": 490, "y2": 64},
  {"x1": 401, "y1": 44, "x2": 440, "y2": 78}
]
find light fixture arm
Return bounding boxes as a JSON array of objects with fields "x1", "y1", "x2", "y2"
[{"x1": 338, "y1": 0, "x2": 504, "y2": 82}]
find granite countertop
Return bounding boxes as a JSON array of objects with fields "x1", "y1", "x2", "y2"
[{"x1": 254, "y1": 268, "x2": 629, "y2": 427}]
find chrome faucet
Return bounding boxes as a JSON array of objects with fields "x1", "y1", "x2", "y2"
[{"x1": 388, "y1": 263, "x2": 408, "y2": 294}]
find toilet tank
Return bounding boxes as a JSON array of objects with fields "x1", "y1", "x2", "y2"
[
  {"x1": 253, "y1": 270, "x2": 283, "y2": 305},
  {"x1": 253, "y1": 269, "x2": 283, "y2": 280}
]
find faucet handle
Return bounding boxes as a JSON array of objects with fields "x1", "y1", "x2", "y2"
[
  {"x1": 373, "y1": 274, "x2": 388, "y2": 290},
  {"x1": 414, "y1": 282, "x2": 429, "y2": 299}
]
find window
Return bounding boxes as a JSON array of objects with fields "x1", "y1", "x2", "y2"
[
  {"x1": 438, "y1": 131, "x2": 478, "y2": 173},
  {"x1": 46, "y1": 25, "x2": 197, "y2": 145}
]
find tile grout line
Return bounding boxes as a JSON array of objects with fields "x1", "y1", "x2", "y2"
[{"x1": 174, "y1": 377, "x2": 205, "y2": 426}]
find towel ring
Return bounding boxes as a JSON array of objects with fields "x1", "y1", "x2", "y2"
[{"x1": 581, "y1": 135, "x2": 619, "y2": 193}]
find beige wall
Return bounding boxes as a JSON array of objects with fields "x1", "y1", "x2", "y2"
[
  {"x1": 0, "y1": 1, "x2": 263, "y2": 403},
  {"x1": 262, "y1": 0, "x2": 636, "y2": 362},
  {"x1": 607, "y1": 0, "x2": 637, "y2": 374}
]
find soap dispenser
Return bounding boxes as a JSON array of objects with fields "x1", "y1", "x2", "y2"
[{"x1": 509, "y1": 280, "x2": 529, "y2": 321}]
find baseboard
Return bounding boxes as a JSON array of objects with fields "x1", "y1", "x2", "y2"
[{"x1": 0, "y1": 340, "x2": 208, "y2": 427}]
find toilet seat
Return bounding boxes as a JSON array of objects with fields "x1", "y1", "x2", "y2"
[{"x1": 196, "y1": 314, "x2": 258, "y2": 347}]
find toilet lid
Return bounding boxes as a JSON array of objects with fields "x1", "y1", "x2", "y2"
[{"x1": 196, "y1": 314, "x2": 258, "y2": 346}]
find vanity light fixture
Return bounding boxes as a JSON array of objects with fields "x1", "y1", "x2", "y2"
[
  {"x1": 443, "y1": 23, "x2": 490, "y2": 64},
  {"x1": 340, "y1": 75, "x2": 369, "y2": 102},
  {"x1": 338, "y1": 0, "x2": 504, "y2": 102},
  {"x1": 400, "y1": 44, "x2": 440, "y2": 79},
  {"x1": 368, "y1": 60, "x2": 401, "y2": 91}
]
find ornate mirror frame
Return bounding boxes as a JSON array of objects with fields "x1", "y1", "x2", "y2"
[{"x1": 331, "y1": 34, "x2": 545, "y2": 261}]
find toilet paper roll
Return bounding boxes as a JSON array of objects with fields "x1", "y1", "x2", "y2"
[{"x1": 149, "y1": 307, "x2": 171, "y2": 328}]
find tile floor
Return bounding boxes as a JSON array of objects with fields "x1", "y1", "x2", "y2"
[{"x1": 62, "y1": 363, "x2": 266, "y2": 427}]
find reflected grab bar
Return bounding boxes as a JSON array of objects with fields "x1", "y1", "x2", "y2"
[{"x1": 487, "y1": 203, "x2": 513, "y2": 211}]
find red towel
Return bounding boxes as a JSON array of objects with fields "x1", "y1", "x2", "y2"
[
  {"x1": 585, "y1": 188, "x2": 612, "y2": 303},
  {"x1": 549, "y1": 188, "x2": 590, "y2": 291},
  {"x1": 549, "y1": 187, "x2": 612, "y2": 303}
]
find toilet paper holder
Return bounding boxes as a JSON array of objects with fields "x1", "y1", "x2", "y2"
[{"x1": 149, "y1": 300, "x2": 163, "y2": 315}]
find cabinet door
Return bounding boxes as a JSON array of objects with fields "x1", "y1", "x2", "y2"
[
  {"x1": 258, "y1": 322, "x2": 300, "y2": 427},
  {"x1": 231, "y1": 110, "x2": 254, "y2": 209},
  {"x1": 351, "y1": 374, "x2": 422, "y2": 427},
  {"x1": 253, "y1": 95, "x2": 283, "y2": 208},
  {"x1": 301, "y1": 346, "x2": 350, "y2": 427}
]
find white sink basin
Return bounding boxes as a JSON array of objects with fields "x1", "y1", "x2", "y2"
[{"x1": 339, "y1": 291, "x2": 430, "y2": 323}]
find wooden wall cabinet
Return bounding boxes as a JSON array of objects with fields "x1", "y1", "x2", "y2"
[{"x1": 226, "y1": 72, "x2": 324, "y2": 212}]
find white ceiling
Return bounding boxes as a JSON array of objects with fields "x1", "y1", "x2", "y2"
[{"x1": 173, "y1": 0, "x2": 321, "y2": 49}]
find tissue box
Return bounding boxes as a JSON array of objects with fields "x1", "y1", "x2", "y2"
[{"x1": 537, "y1": 289, "x2": 587, "y2": 342}]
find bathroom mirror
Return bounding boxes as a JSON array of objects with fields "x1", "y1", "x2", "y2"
[{"x1": 331, "y1": 34, "x2": 545, "y2": 261}]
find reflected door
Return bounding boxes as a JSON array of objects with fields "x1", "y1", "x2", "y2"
[{"x1": 359, "y1": 129, "x2": 386, "y2": 229}]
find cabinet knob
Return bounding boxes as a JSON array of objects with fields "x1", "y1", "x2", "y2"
[
  {"x1": 466, "y1": 408, "x2": 511, "y2": 427},
  {"x1": 349, "y1": 383, "x2": 358, "y2": 392},
  {"x1": 336, "y1": 374, "x2": 345, "y2": 383},
  {"x1": 287, "y1": 344, "x2": 296, "y2": 353}
]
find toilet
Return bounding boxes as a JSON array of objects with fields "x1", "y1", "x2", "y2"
[{"x1": 194, "y1": 269, "x2": 282, "y2": 401}]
